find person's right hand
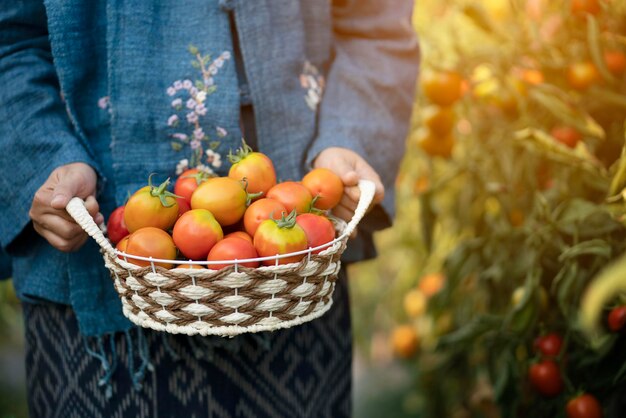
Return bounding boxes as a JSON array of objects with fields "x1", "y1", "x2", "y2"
[{"x1": 29, "y1": 162, "x2": 103, "y2": 252}]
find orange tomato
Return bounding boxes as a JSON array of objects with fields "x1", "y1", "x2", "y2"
[
  {"x1": 125, "y1": 227, "x2": 177, "y2": 269},
  {"x1": 302, "y1": 168, "x2": 344, "y2": 210},
  {"x1": 551, "y1": 126, "x2": 581, "y2": 148},
  {"x1": 422, "y1": 105, "x2": 455, "y2": 137},
  {"x1": 224, "y1": 231, "x2": 254, "y2": 243},
  {"x1": 253, "y1": 212, "x2": 308, "y2": 266},
  {"x1": 604, "y1": 51, "x2": 626, "y2": 75},
  {"x1": 295, "y1": 213, "x2": 336, "y2": 254},
  {"x1": 570, "y1": 0, "x2": 601, "y2": 16},
  {"x1": 174, "y1": 169, "x2": 212, "y2": 204},
  {"x1": 391, "y1": 325, "x2": 419, "y2": 359},
  {"x1": 175, "y1": 263, "x2": 205, "y2": 269},
  {"x1": 228, "y1": 141, "x2": 276, "y2": 196},
  {"x1": 266, "y1": 182, "x2": 313, "y2": 215},
  {"x1": 124, "y1": 178, "x2": 179, "y2": 233},
  {"x1": 243, "y1": 198, "x2": 287, "y2": 237},
  {"x1": 172, "y1": 209, "x2": 223, "y2": 260},
  {"x1": 415, "y1": 130, "x2": 455, "y2": 158},
  {"x1": 419, "y1": 273, "x2": 445, "y2": 298},
  {"x1": 567, "y1": 62, "x2": 600, "y2": 90},
  {"x1": 207, "y1": 237, "x2": 259, "y2": 270},
  {"x1": 116, "y1": 236, "x2": 129, "y2": 260},
  {"x1": 421, "y1": 71, "x2": 464, "y2": 106},
  {"x1": 190, "y1": 177, "x2": 249, "y2": 226}
]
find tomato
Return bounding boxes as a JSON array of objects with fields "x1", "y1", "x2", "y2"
[
  {"x1": 419, "y1": 273, "x2": 445, "y2": 298},
  {"x1": 391, "y1": 325, "x2": 419, "y2": 359},
  {"x1": 520, "y1": 69, "x2": 544, "y2": 85},
  {"x1": 422, "y1": 105, "x2": 455, "y2": 137},
  {"x1": 224, "y1": 231, "x2": 253, "y2": 243},
  {"x1": 172, "y1": 209, "x2": 223, "y2": 260},
  {"x1": 551, "y1": 126, "x2": 582, "y2": 148},
  {"x1": 125, "y1": 227, "x2": 177, "y2": 269},
  {"x1": 604, "y1": 51, "x2": 626, "y2": 75},
  {"x1": 296, "y1": 213, "x2": 336, "y2": 254},
  {"x1": 107, "y1": 206, "x2": 129, "y2": 244},
  {"x1": 571, "y1": 0, "x2": 601, "y2": 16},
  {"x1": 174, "y1": 263, "x2": 205, "y2": 269},
  {"x1": 124, "y1": 177, "x2": 179, "y2": 233},
  {"x1": 244, "y1": 198, "x2": 287, "y2": 237},
  {"x1": 529, "y1": 360, "x2": 563, "y2": 397},
  {"x1": 302, "y1": 168, "x2": 344, "y2": 210},
  {"x1": 404, "y1": 289, "x2": 427, "y2": 318},
  {"x1": 421, "y1": 71, "x2": 464, "y2": 106},
  {"x1": 253, "y1": 211, "x2": 308, "y2": 265},
  {"x1": 566, "y1": 394, "x2": 603, "y2": 418},
  {"x1": 174, "y1": 168, "x2": 212, "y2": 204},
  {"x1": 567, "y1": 62, "x2": 600, "y2": 90},
  {"x1": 266, "y1": 182, "x2": 313, "y2": 215},
  {"x1": 228, "y1": 140, "x2": 276, "y2": 196},
  {"x1": 607, "y1": 306, "x2": 626, "y2": 332},
  {"x1": 190, "y1": 177, "x2": 249, "y2": 226},
  {"x1": 534, "y1": 333, "x2": 563, "y2": 358},
  {"x1": 414, "y1": 129, "x2": 455, "y2": 158},
  {"x1": 207, "y1": 237, "x2": 259, "y2": 270},
  {"x1": 176, "y1": 197, "x2": 191, "y2": 217},
  {"x1": 116, "y1": 236, "x2": 129, "y2": 260}
]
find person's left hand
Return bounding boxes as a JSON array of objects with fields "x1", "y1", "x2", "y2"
[{"x1": 312, "y1": 147, "x2": 385, "y2": 227}]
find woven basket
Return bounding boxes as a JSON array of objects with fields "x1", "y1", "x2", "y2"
[{"x1": 66, "y1": 180, "x2": 375, "y2": 336}]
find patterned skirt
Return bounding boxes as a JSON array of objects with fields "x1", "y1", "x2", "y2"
[{"x1": 23, "y1": 272, "x2": 351, "y2": 418}]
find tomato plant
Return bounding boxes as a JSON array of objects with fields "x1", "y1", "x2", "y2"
[
  {"x1": 174, "y1": 168, "x2": 212, "y2": 204},
  {"x1": 566, "y1": 394, "x2": 603, "y2": 418},
  {"x1": 125, "y1": 227, "x2": 177, "y2": 269},
  {"x1": 607, "y1": 306, "x2": 626, "y2": 332},
  {"x1": 253, "y1": 210, "x2": 308, "y2": 265},
  {"x1": 567, "y1": 62, "x2": 600, "y2": 90},
  {"x1": 421, "y1": 70, "x2": 464, "y2": 106},
  {"x1": 570, "y1": 0, "x2": 602, "y2": 17},
  {"x1": 172, "y1": 209, "x2": 223, "y2": 260},
  {"x1": 243, "y1": 198, "x2": 287, "y2": 237},
  {"x1": 529, "y1": 360, "x2": 564, "y2": 397},
  {"x1": 551, "y1": 126, "x2": 582, "y2": 148},
  {"x1": 228, "y1": 140, "x2": 277, "y2": 196},
  {"x1": 191, "y1": 177, "x2": 253, "y2": 226},
  {"x1": 207, "y1": 237, "x2": 259, "y2": 270},
  {"x1": 604, "y1": 51, "x2": 626, "y2": 75},
  {"x1": 124, "y1": 176, "x2": 179, "y2": 233},
  {"x1": 295, "y1": 213, "x2": 336, "y2": 254},
  {"x1": 534, "y1": 333, "x2": 563, "y2": 358},
  {"x1": 302, "y1": 168, "x2": 344, "y2": 211},
  {"x1": 266, "y1": 182, "x2": 313, "y2": 215},
  {"x1": 106, "y1": 206, "x2": 129, "y2": 244}
]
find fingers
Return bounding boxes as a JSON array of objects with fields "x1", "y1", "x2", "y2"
[
  {"x1": 50, "y1": 164, "x2": 97, "y2": 209},
  {"x1": 355, "y1": 161, "x2": 385, "y2": 205},
  {"x1": 84, "y1": 195, "x2": 104, "y2": 225},
  {"x1": 32, "y1": 220, "x2": 88, "y2": 252}
]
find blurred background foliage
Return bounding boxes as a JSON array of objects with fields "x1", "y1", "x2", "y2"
[{"x1": 351, "y1": 0, "x2": 626, "y2": 417}]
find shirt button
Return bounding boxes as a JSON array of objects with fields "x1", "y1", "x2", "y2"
[{"x1": 219, "y1": 0, "x2": 235, "y2": 12}]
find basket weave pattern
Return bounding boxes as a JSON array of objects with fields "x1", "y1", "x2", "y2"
[{"x1": 67, "y1": 180, "x2": 375, "y2": 336}]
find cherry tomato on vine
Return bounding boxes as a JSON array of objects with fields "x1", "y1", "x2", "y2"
[
  {"x1": 422, "y1": 105, "x2": 456, "y2": 137},
  {"x1": 551, "y1": 126, "x2": 582, "y2": 148},
  {"x1": 253, "y1": 211, "x2": 308, "y2": 266},
  {"x1": 607, "y1": 306, "x2": 626, "y2": 332},
  {"x1": 172, "y1": 209, "x2": 223, "y2": 260},
  {"x1": 567, "y1": 62, "x2": 600, "y2": 90},
  {"x1": 174, "y1": 168, "x2": 212, "y2": 204},
  {"x1": 604, "y1": 51, "x2": 626, "y2": 76},
  {"x1": 302, "y1": 168, "x2": 344, "y2": 211},
  {"x1": 534, "y1": 333, "x2": 563, "y2": 358},
  {"x1": 391, "y1": 325, "x2": 419, "y2": 359},
  {"x1": 243, "y1": 198, "x2": 287, "y2": 237},
  {"x1": 125, "y1": 227, "x2": 177, "y2": 269},
  {"x1": 266, "y1": 182, "x2": 313, "y2": 215},
  {"x1": 124, "y1": 176, "x2": 179, "y2": 233},
  {"x1": 207, "y1": 237, "x2": 259, "y2": 270},
  {"x1": 191, "y1": 177, "x2": 255, "y2": 226},
  {"x1": 228, "y1": 140, "x2": 277, "y2": 196},
  {"x1": 414, "y1": 129, "x2": 455, "y2": 158},
  {"x1": 529, "y1": 360, "x2": 563, "y2": 397},
  {"x1": 566, "y1": 394, "x2": 603, "y2": 418},
  {"x1": 570, "y1": 0, "x2": 601, "y2": 17},
  {"x1": 296, "y1": 213, "x2": 336, "y2": 254},
  {"x1": 421, "y1": 70, "x2": 464, "y2": 106},
  {"x1": 107, "y1": 206, "x2": 129, "y2": 244}
]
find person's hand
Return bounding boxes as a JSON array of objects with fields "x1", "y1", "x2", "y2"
[
  {"x1": 29, "y1": 162, "x2": 103, "y2": 252},
  {"x1": 312, "y1": 147, "x2": 385, "y2": 227}
]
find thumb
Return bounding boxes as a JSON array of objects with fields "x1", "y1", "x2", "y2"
[{"x1": 50, "y1": 169, "x2": 94, "y2": 209}]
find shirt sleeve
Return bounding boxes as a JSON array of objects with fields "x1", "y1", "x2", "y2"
[
  {"x1": 0, "y1": 1, "x2": 99, "y2": 250},
  {"x1": 306, "y1": 0, "x2": 420, "y2": 220}
]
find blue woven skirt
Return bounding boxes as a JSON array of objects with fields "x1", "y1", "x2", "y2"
[{"x1": 23, "y1": 272, "x2": 351, "y2": 418}]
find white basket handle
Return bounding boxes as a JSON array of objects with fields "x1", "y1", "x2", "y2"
[
  {"x1": 343, "y1": 179, "x2": 377, "y2": 237},
  {"x1": 66, "y1": 197, "x2": 116, "y2": 256}
]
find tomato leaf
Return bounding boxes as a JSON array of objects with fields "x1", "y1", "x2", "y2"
[
  {"x1": 558, "y1": 239, "x2": 613, "y2": 262},
  {"x1": 587, "y1": 15, "x2": 617, "y2": 83},
  {"x1": 437, "y1": 315, "x2": 502, "y2": 349}
]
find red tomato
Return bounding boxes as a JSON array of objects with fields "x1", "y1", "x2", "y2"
[
  {"x1": 254, "y1": 211, "x2": 308, "y2": 265},
  {"x1": 175, "y1": 263, "x2": 205, "y2": 269},
  {"x1": 190, "y1": 177, "x2": 249, "y2": 226},
  {"x1": 107, "y1": 206, "x2": 129, "y2": 244},
  {"x1": 421, "y1": 71, "x2": 464, "y2": 106},
  {"x1": 604, "y1": 51, "x2": 626, "y2": 75},
  {"x1": 534, "y1": 333, "x2": 563, "y2": 358},
  {"x1": 228, "y1": 141, "x2": 276, "y2": 196},
  {"x1": 243, "y1": 198, "x2": 287, "y2": 237},
  {"x1": 176, "y1": 197, "x2": 191, "y2": 217},
  {"x1": 566, "y1": 394, "x2": 603, "y2": 418},
  {"x1": 302, "y1": 168, "x2": 344, "y2": 210},
  {"x1": 174, "y1": 169, "x2": 212, "y2": 204},
  {"x1": 207, "y1": 237, "x2": 259, "y2": 270},
  {"x1": 571, "y1": 0, "x2": 601, "y2": 16},
  {"x1": 567, "y1": 62, "x2": 600, "y2": 90},
  {"x1": 296, "y1": 213, "x2": 336, "y2": 254},
  {"x1": 125, "y1": 227, "x2": 177, "y2": 269},
  {"x1": 608, "y1": 306, "x2": 626, "y2": 332},
  {"x1": 172, "y1": 209, "x2": 223, "y2": 260},
  {"x1": 266, "y1": 182, "x2": 312, "y2": 215},
  {"x1": 224, "y1": 231, "x2": 254, "y2": 243},
  {"x1": 529, "y1": 360, "x2": 563, "y2": 397},
  {"x1": 124, "y1": 177, "x2": 179, "y2": 233},
  {"x1": 116, "y1": 236, "x2": 129, "y2": 260},
  {"x1": 551, "y1": 126, "x2": 582, "y2": 148}
]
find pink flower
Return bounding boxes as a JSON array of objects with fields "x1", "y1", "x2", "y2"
[
  {"x1": 167, "y1": 114, "x2": 179, "y2": 126},
  {"x1": 97, "y1": 96, "x2": 110, "y2": 109},
  {"x1": 172, "y1": 133, "x2": 188, "y2": 141},
  {"x1": 204, "y1": 77, "x2": 214, "y2": 87},
  {"x1": 182, "y1": 79, "x2": 192, "y2": 89},
  {"x1": 171, "y1": 98, "x2": 182, "y2": 108},
  {"x1": 193, "y1": 127, "x2": 204, "y2": 140},
  {"x1": 206, "y1": 149, "x2": 222, "y2": 168},
  {"x1": 173, "y1": 80, "x2": 183, "y2": 90},
  {"x1": 222, "y1": 51, "x2": 232, "y2": 60},
  {"x1": 216, "y1": 126, "x2": 227, "y2": 137},
  {"x1": 189, "y1": 87, "x2": 198, "y2": 96},
  {"x1": 186, "y1": 112, "x2": 198, "y2": 123},
  {"x1": 195, "y1": 103, "x2": 207, "y2": 116},
  {"x1": 190, "y1": 139, "x2": 201, "y2": 150},
  {"x1": 166, "y1": 86, "x2": 176, "y2": 96},
  {"x1": 186, "y1": 98, "x2": 196, "y2": 109}
]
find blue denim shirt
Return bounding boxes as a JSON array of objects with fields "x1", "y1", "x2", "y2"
[{"x1": 0, "y1": 0, "x2": 419, "y2": 336}]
